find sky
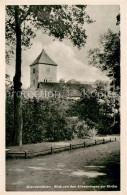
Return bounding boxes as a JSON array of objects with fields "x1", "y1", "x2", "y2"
[{"x1": 6, "y1": 5, "x2": 120, "y2": 88}]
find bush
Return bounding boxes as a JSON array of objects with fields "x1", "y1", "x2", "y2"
[
  {"x1": 6, "y1": 92, "x2": 14, "y2": 146},
  {"x1": 6, "y1": 95, "x2": 74, "y2": 146},
  {"x1": 6, "y1": 88, "x2": 120, "y2": 146},
  {"x1": 68, "y1": 93, "x2": 120, "y2": 135}
]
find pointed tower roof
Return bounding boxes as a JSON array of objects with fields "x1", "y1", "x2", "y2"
[{"x1": 30, "y1": 49, "x2": 57, "y2": 66}]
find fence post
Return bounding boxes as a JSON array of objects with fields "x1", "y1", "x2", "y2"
[
  {"x1": 95, "y1": 140, "x2": 96, "y2": 145},
  {"x1": 24, "y1": 150, "x2": 27, "y2": 159},
  {"x1": 51, "y1": 147, "x2": 53, "y2": 154},
  {"x1": 103, "y1": 138, "x2": 105, "y2": 144},
  {"x1": 70, "y1": 144, "x2": 72, "y2": 150},
  {"x1": 115, "y1": 137, "x2": 116, "y2": 141},
  {"x1": 84, "y1": 142, "x2": 86, "y2": 148}
]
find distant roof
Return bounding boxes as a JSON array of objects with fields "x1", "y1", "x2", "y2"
[
  {"x1": 38, "y1": 82, "x2": 94, "y2": 97},
  {"x1": 30, "y1": 49, "x2": 57, "y2": 66}
]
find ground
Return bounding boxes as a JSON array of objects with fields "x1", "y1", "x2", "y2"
[{"x1": 6, "y1": 140, "x2": 120, "y2": 191}]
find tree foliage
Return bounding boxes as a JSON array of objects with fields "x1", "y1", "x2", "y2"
[
  {"x1": 6, "y1": 95, "x2": 79, "y2": 146},
  {"x1": 67, "y1": 92, "x2": 120, "y2": 135},
  {"x1": 88, "y1": 29, "x2": 120, "y2": 89},
  {"x1": 67, "y1": 79, "x2": 81, "y2": 84},
  {"x1": 116, "y1": 13, "x2": 120, "y2": 25},
  {"x1": 6, "y1": 5, "x2": 93, "y2": 63},
  {"x1": 88, "y1": 26, "x2": 120, "y2": 135},
  {"x1": 22, "y1": 98, "x2": 72, "y2": 143}
]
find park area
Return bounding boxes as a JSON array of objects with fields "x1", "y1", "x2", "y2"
[
  {"x1": 5, "y1": 5, "x2": 120, "y2": 192},
  {"x1": 6, "y1": 137, "x2": 120, "y2": 191},
  {"x1": 6, "y1": 135, "x2": 119, "y2": 158}
]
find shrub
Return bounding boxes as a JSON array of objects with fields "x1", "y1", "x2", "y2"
[
  {"x1": 68, "y1": 93, "x2": 120, "y2": 135},
  {"x1": 6, "y1": 92, "x2": 14, "y2": 146},
  {"x1": 6, "y1": 95, "x2": 74, "y2": 146}
]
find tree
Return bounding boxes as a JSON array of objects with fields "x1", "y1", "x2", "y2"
[
  {"x1": 59, "y1": 78, "x2": 65, "y2": 83},
  {"x1": 88, "y1": 29, "x2": 120, "y2": 89},
  {"x1": 67, "y1": 79, "x2": 81, "y2": 84},
  {"x1": 67, "y1": 92, "x2": 118, "y2": 135},
  {"x1": 6, "y1": 5, "x2": 93, "y2": 146},
  {"x1": 95, "y1": 80, "x2": 109, "y2": 93},
  {"x1": 88, "y1": 20, "x2": 120, "y2": 134},
  {"x1": 116, "y1": 13, "x2": 120, "y2": 25}
]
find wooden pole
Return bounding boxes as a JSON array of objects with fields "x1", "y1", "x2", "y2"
[
  {"x1": 51, "y1": 147, "x2": 53, "y2": 154},
  {"x1": 24, "y1": 150, "x2": 27, "y2": 159}
]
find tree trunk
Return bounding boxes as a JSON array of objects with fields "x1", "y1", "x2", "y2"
[{"x1": 12, "y1": 6, "x2": 22, "y2": 146}]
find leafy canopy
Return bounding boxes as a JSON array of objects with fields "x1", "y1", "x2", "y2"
[
  {"x1": 88, "y1": 29, "x2": 120, "y2": 88},
  {"x1": 6, "y1": 5, "x2": 93, "y2": 63}
]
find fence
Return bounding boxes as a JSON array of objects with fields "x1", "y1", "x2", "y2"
[{"x1": 6, "y1": 137, "x2": 117, "y2": 159}]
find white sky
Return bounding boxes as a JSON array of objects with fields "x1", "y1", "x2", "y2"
[{"x1": 6, "y1": 5, "x2": 120, "y2": 88}]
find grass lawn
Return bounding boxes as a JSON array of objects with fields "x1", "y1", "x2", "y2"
[{"x1": 7, "y1": 135, "x2": 120, "y2": 153}]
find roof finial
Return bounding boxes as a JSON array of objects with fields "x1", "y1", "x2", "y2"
[{"x1": 41, "y1": 43, "x2": 44, "y2": 52}]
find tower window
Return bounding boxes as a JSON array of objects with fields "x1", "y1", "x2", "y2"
[
  {"x1": 33, "y1": 68, "x2": 35, "y2": 73},
  {"x1": 33, "y1": 79, "x2": 35, "y2": 85}
]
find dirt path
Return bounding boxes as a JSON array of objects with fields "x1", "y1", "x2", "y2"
[{"x1": 6, "y1": 141, "x2": 120, "y2": 191}]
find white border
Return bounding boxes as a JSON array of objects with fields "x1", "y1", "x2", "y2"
[{"x1": 0, "y1": 0, "x2": 127, "y2": 194}]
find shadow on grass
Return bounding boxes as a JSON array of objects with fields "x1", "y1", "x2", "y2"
[{"x1": 88, "y1": 153, "x2": 120, "y2": 191}]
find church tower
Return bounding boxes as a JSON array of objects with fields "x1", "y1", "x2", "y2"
[{"x1": 30, "y1": 49, "x2": 57, "y2": 88}]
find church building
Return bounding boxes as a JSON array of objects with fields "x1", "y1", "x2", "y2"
[
  {"x1": 30, "y1": 49, "x2": 57, "y2": 88},
  {"x1": 29, "y1": 49, "x2": 94, "y2": 99}
]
